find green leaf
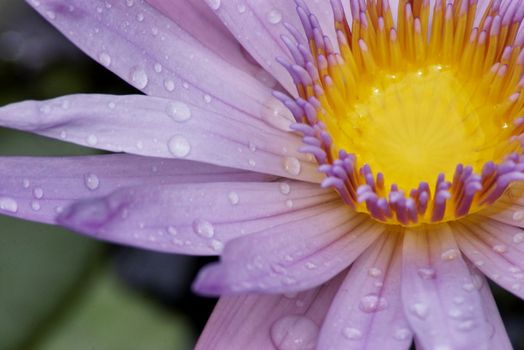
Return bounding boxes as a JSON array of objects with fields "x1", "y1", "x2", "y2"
[{"x1": 35, "y1": 268, "x2": 194, "y2": 350}]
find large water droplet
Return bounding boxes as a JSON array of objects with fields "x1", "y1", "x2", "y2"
[
  {"x1": 284, "y1": 157, "x2": 301, "y2": 176},
  {"x1": 166, "y1": 101, "x2": 191, "y2": 122},
  {"x1": 342, "y1": 327, "x2": 362, "y2": 340},
  {"x1": 130, "y1": 66, "x2": 149, "y2": 89},
  {"x1": 193, "y1": 218, "x2": 215, "y2": 238},
  {"x1": 0, "y1": 197, "x2": 18, "y2": 213},
  {"x1": 98, "y1": 52, "x2": 111, "y2": 67},
  {"x1": 168, "y1": 135, "x2": 191, "y2": 158},
  {"x1": 208, "y1": 0, "x2": 221, "y2": 10},
  {"x1": 359, "y1": 294, "x2": 388, "y2": 313},
  {"x1": 84, "y1": 173, "x2": 100, "y2": 191},
  {"x1": 270, "y1": 315, "x2": 318, "y2": 350}
]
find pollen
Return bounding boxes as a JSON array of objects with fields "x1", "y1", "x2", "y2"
[{"x1": 277, "y1": 0, "x2": 524, "y2": 226}]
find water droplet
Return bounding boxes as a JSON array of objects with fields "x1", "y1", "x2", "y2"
[
  {"x1": 228, "y1": 191, "x2": 240, "y2": 205},
  {"x1": 393, "y1": 328, "x2": 411, "y2": 341},
  {"x1": 154, "y1": 63, "x2": 162, "y2": 73},
  {"x1": 167, "y1": 226, "x2": 177, "y2": 235},
  {"x1": 280, "y1": 183, "x2": 291, "y2": 195},
  {"x1": 270, "y1": 315, "x2": 318, "y2": 350},
  {"x1": 84, "y1": 173, "x2": 100, "y2": 191},
  {"x1": 440, "y1": 248, "x2": 460, "y2": 261},
  {"x1": 513, "y1": 232, "x2": 524, "y2": 244},
  {"x1": 163, "y1": 79, "x2": 175, "y2": 92},
  {"x1": 368, "y1": 267, "x2": 382, "y2": 277},
  {"x1": 285, "y1": 199, "x2": 294, "y2": 208},
  {"x1": 166, "y1": 101, "x2": 191, "y2": 122},
  {"x1": 203, "y1": 94, "x2": 212, "y2": 103},
  {"x1": 284, "y1": 157, "x2": 301, "y2": 176},
  {"x1": 45, "y1": 10, "x2": 56, "y2": 19},
  {"x1": 237, "y1": 3, "x2": 246, "y2": 13},
  {"x1": 32, "y1": 187, "x2": 43, "y2": 199},
  {"x1": 248, "y1": 141, "x2": 257, "y2": 152},
  {"x1": 208, "y1": 0, "x2": 221, "y2": 10},
  {"x1": 98, "y1": 52, "x2": 111, "y2": 67},
  {"x1": 410, "y1": 303, "x2": 429, "y2": 319},
  {"x1": 417, "y1": 267, "x2": 436, "y2": 280},
  {"x1": 130, "y1": 66, "x2": 149, "y2": 89},
  {"x1": 267, "y1": 9, "x2": 282, "y2": 24},
  {"x1": 0, "y1": 197, "x2": 18, "y2": 213},
  {"x1": 492, "y1": 244, "x2": 507, "y2": 253},
  {"x1": 359, "y1": 294, "x2": 388, "y2": 313},
  {"x1": 305, "y1": 262, "x2": 317, "y2": 270},
  {"x1": 22, "y1": 179, "x2": 30, "y2": 189},
  {"x1": 86, "y1": 134, "x2": 98, "y2": 146},
  {"x1": 512, "y1": 211, "x2": 524, "y2": 221},
  {"x1": 136, "y1": 13, "x2": 144, "y2": 22},
  {"x1": 126, "y1": 0, "x2": 134, "y2": 6},
  {"x1": 457, "y1": 320, "x2": 476, "y2": 332},
  {"x1": 248, "y1": 159, "x2": 256, "y2": 167},
  {"x1": 168, "y1": 135, "x2": 191, "y2": 158},
  {"x1": 342, "y1": 327, "x2": 362, "y2": 340},
  {"x1": 31, "y1": 200, "x2": 41, "y2": 211},
  {"x1": 193, "y1": 219, "x2": 215, "y2": 238},
  {"x1": 210, "y1": 239, "x2": 224, "y2": 252}
]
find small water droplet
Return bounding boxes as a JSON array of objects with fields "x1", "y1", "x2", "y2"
[
  {"x1": 208, "y1": 0, "x2": 221, "y2": 10},
  {"x1": 45, "y1": 10, "x2": 56, "y2": 19},
  {"x1": 457, "y1": 320, "x2": 476, "y2": 332},
  {"x1": 228, "y1": 191, "x2": 240, "y2": 205},
  {"x1": 154, "y1": 63, "x2": 163, "y2": 73},
  {"x1": 136, "y1": 12, "x2": 144, "y2": 22},
  {"x1": 368, "y1": 267, "x2": 382, "y2": 277},
  {"x1": 0, "y1": 197, "x2": 18, "y2": 213},
  {"x1": 513, "y1": 232, "x2": 524, "y2": 243},
  {"x1": 280, "y1": 183, "x2": 291, "y2": 195},
  {"x1": 342, "y1": 327, "x2": 362, "y2": 340},
  {"x1": 248, "y1": 159, "x2": 256, "y2": 167},
  {"x1": 410, "y1": 303, "x2": 429, "y2": 319},
  {"x1": 33, "y1": 187, "x2": 44, "y2": 199},
  {"x1": 210, "y1": 239, "x2": 224, "y2": 252},
  {"x1": 393, "y1": 328, "x2": 411, "y2": 341},
  {"x1": 270, "y1": 315, "x2": 318, "y2": 350},
  {"x1": 193, "y1": 218, "x2": 215, "y2": 238},
  {"x1": 22, "y1": 179, "x2": 30, "y2": 189},
  {"x1": 86, "y1": 134, "x2": 98, "y2": 146},
  {"x1": 267, "y1": 9, "x2": 282, "y2": 24},
  {"x1": 130, "y1": 66, "x2": 149, "y2": 89},
  {"x1": 31, "y1": 200, "x2": 41, "y2": 211},
  {"x1": 492, "y1": 244, "x2": 508, "y2": 253},
  {"x1": 417, "y1": 267, "x2": 436, "y2": 280},
  {"x1": 203, "y1": 94, "x2": 212, "y2": 103},
  {"x1": 248, "y1": 141, "x2": 257, "y2": 152},
  {"x1": 284, "y1": 157, "x2": 301, "y2": 176},
  {"x1": 84, "y1": 173, "x2": 100, "y2": 191},
  {"x1": 163, "y1": 79, "x2": 175, "y2": 92},
  {"x1": 237, "y1": 3, "x2": 246, "y2": 13},
  {"x1": 167, "y1": 226, "x2": 177, "y2": 235},
  {"x1": 285, "y1": 199, "x2": 294, "y2": 208},
  {"x1": 98, "y1": 52, "x2": 111, "y2": 67},
  {"x1": 166, "y1": 101, "x2": 191, "y2": 122},
  {"x1": 359, "y1": 294, "x2": 388, "y2": 313},
  {"x1": 168, "y1": 135, "x2": 191, "y2": 158},
  {"x1": 441, "y1": 248, "x2": 460, "y2": 261}
]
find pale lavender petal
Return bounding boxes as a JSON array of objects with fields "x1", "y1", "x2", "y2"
[
  {"x1": 0, "y1": 94, "x2": 321, "y2": 182},
  {"x1": 205, "y1": 0, "x2": 338, "y2": 94},
  {"x1": 318, "y1": 231, "x2": 412, "y2": 350},
  {"x1": 58, "y1": 181, "x2": 338, "y2": 255},
  {"x1": 0, "y1": 154, "x2": 272, "y2": 224},
  {"x1": 145, "y1": 0, "x2": 265, "y2": 80},
  {"x1": 196, "y1": 272, "x2": 345, "y2": 350},
  {"x1": 193, "y1": 211, "x2": 384, "y2": 294},
  {"x1": 478, "y1": 182, "x2": 524, "y2": 228},
  {"x1": 402, "y1": 225, "x2": 490, "y2": 350},
  {"x1": 452, "y1": 216, "x2": 524, "y2": 300},
  {"x1": 27, "y1": 0, "x2": 295, "y2": 132}
]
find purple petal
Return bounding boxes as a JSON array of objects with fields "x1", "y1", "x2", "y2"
[
  {"x1": 205, "y1": 0, "x2": 339, "y2": 94},
  {"x1": 318, "y1": 231, "x2": 412, "y2": 350},
  {"x1": 402, "y1": 225, "x2": 490, "y2": 350},
  {"x1": 27, "y1": 0, "x2": 294, "y2": 131},
  {"x1": 452, "y1": 216, "x2": 524, "y2": 300},
  {"x1": 193, "y1": 211, "x2": 384, "y2": 294},
  {"x1": 0, "y1": 94, "x2": 321, "y2": 182},
  {"x1": 478, "y1": 183, "x2": 524, "y2": 228},
  {"x1": 57, "y1": 181, "x2": 337, "y2": 255},
  {"x1": 195, "y1": 272, "x2": 345, "y2": 350},
  {"x1": 0, "y1": 154, "x2": 271, "y2": 224}
]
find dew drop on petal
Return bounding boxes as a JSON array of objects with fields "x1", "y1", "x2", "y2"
[
  {"x1": 393, "y1": 328, "x2": 411, "y2": 341},
  {"x1": 163, "y1": 79, "x2": 175, "y2": 92},
  {"x1": 410, "y1": 303, "x2": 429, "y2": 319},
  {"x1": 31, "y1": 200, "x2": 41, "y2": 211},
  {"x1": 168, "y1": 135, "x2": 191, "y2": 158},
  {"x1": 33, "y1": 187, "x2": 44, "y2": 199},
  {"x1": 280, "y1": 182, "x2": 291, "y2": 195},
  {"x1": 284, "y1": 156, "x2": 301, "y2": 176},
  {"x1": 492, "y1": 244, "x2": 507, "y2": 254},
  {"x1": 237, "y1": 3, "x2": 246, "y2": 13},
  {"x1": 98, "y1": 52, "x2": 111, "y2": 67},
  {"x1": 417, "y1": 267, "x2": 436, "y2": 280},
  {"x1": 193, "y1": 218, "x2": 215, "y2": 238},
  {"x1": 270, "y1": 315, "x2": 318, "y2": 350},
  {"x1": 167, "y1": 226, "x2": 178, "y2": 235},
  {"x1": 22, "y1": 179, "x2": 30, "y2": 189},
  {"x1": 228, "y1": 191, "x2": 240, "y2": 205},
  {"x1": 440, "y1": 248, "x2": 460, "y2": 261},
  {"x1": 210, "y1": 239, "x2": 224, "y2": 252},
  {"x1": 368, "y1": 267, "x2": 382, "y2": 277},
  {"x1": 359, "y1": 294, "x2": 388, "y2": 313},
  {"x1": 342, "y1": 327, "x2": 362, "y2": 340},
  {"x1": 267, "y1": 9, "x2": 282, "y2": 24},
  {"x1": 166, "y1": 101, "x2": 191, "y2": 122},
  {"x1": 513, "y1": 232, "x2": 524, "y2": 244},
  {"x1": 87, "y1": 134, "x2": 98, "y2": 146},
  {"x1": 84, "y1": 173, "x2": 100, "y2": 191},
  {"x1": 0, "y1": 197, "x2": 18, "y2": 213},
  {"x1": 208, "y1": 0, "x2": 221, "y2": 10},
  {"x1": 513, "y1": 210, "x2": 524, "y2": 221},
  {"x1": 130, "y1": 66, "x2": 149, "y2": 89}
]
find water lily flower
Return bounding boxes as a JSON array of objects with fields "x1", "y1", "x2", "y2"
[{"x1": 2, "y1": 0, "x2": 524, "y2": 348}]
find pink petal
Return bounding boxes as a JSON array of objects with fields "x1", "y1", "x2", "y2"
[
  {"x1": 318, "y1": 231, "x2": 412, "y2": 350},
  {"x1": 58, "y1": 181, "x2": 337, "y2": 255},
  {"x1": 0, "y1": 154, "x2": 270, "y2": 224},
  {"x1": 193, "y1": 211, "x2": 384, "y2": 294},
  {"x1": 402, "y1": 224, "x2": 491, "y2": 350},
  {"x1": 452, "y1": 216, "x2": 524, "y2": 300},
  {"x1": 195, "y1": 271, "x2": 346, "y2": 350},
  {"x1": 27, "y1": 0, "x2": 293, "y2": 131},
  {"x1": 204, "y1": 0, "x2": 338, "y2": 94},
  {"x1": 0, "y1": 94, "x2": 321, "y2": 182}
]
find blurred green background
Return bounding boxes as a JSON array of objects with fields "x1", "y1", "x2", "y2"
[
  {"x1": 0, "y1": 2, "x2": 217, "y2": 349},
  {"x1": 1, "y1": 1, "x2": 524, "y2": 350}
]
